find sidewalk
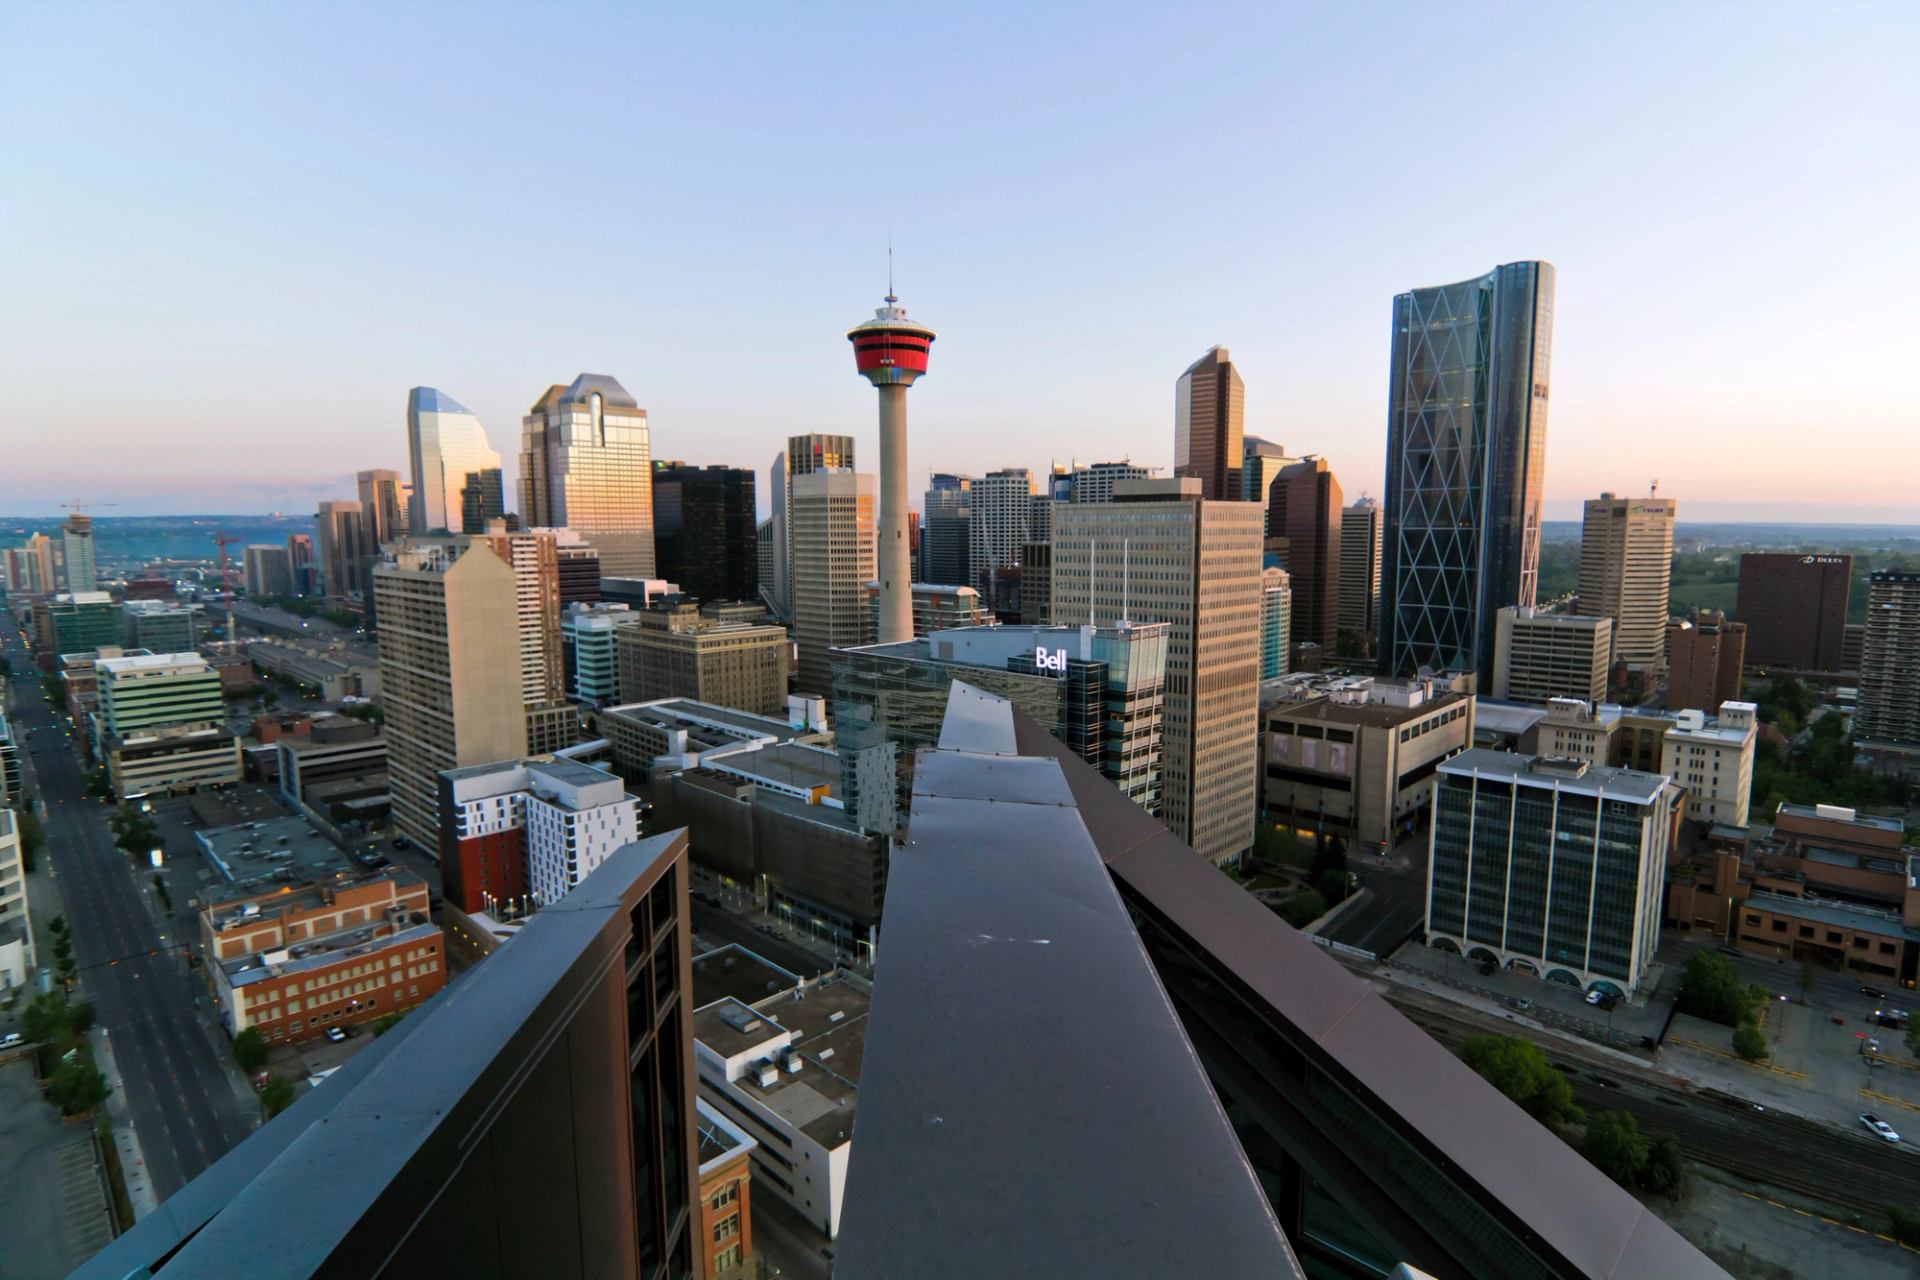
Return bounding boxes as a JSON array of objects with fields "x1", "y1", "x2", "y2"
[{"x1": 93, "y1": 1027, "x2": 160, "y2": 1221}]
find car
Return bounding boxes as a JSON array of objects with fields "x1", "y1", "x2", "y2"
[
  {"x1": 1476, "y1": 959, "x2": 1497, "y2": 976},
  {"x1": 1862, "y1": 985, "x2": 1886, "y2": 998},
  {"x1": 1586, "y1": 989, "x2": 1606, "y2": 1006},
  {"x1": 0, "y1": 1032, "x2": 23, "y2": 1049},
  {"x1": 1514, "y1": 997, "x2": 1533, "y2": 1011},
  {"x1": 1860, "y1": 1113, "x2": 1902, "y2": 1143},
  {"x1": 1872, "y1": 1009, "x2": 1907, "y2": 1029},
  {"x1": 325, "y1": 1027, "x2": 347, "y2": 1043}
]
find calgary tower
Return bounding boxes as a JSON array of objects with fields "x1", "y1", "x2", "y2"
[{"x1": 847, "y1": 283, "x2": 936, "y2": 645}]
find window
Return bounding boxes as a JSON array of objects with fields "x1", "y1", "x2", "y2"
[
  {"x1": 1770, "y1": 920, "x2": 1787, "y2": 933},
  {"x1": 715, "y1": 1243, "x2": 742, "y2": 1271},
  {"x1": 1799, "y1": 926, "x2": 1814, "y2": 939},
  {"x1": 712, "y1": 1213, "x2": 740, "y2": 1244}
]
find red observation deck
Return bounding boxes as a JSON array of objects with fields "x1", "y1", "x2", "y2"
[{"x1": 847, "y1": 295, "x2": 936, "y2": 386}]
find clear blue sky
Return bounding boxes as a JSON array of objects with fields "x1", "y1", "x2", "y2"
[{"x1": 3, "y1": 3, "x2": 1916, "y2": 523}]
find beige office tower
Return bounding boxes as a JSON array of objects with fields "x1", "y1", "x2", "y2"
[
  {"x1": 1577, "y1": 492, "x2": 1675, "y2": 676},
  {"x1": 356, "y1": 469, "x2": 406, "y2": 547},
  {"x1": 520, "y1": 374, "x2": 656, "y2": 577},
  {"x1": 478, "y1": 523, "x2": 575, "y2": 753},
  {"x1": 789, "y1": 470, "x2": 875, "y2": 697},
  {"x1": 1174, "y1": 346, "x2": 1244, "y2": 502},
  {"x1": 1339, "y1": 499, "x2": 1384, "y2": 646},
  {"x1": 1053, "y1": 479, "x2": 1264, "y2": 864},
  {"x1": 373, "y1": 539, "x2": 528, "y2": 855}
]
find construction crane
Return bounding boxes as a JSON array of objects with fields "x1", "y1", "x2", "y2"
[
  {"x1": 213, "y1": 532, "x2": 243, "y2": 648},
  {"x1": 59, "y1": 500, "x2": 119, "y2": 516}
]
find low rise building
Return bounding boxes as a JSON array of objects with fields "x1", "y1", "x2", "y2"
[
  {"x1": 1491, "y1": 606, "x2": 1611, "y2": 704},
  {"x1": 122, "y1": 599, "x2": 201, "y2": 653},
  {"x1": 1258, "y1": 672, "x2": 1475, "y2": 851},
  {"x1": 1660, "y1": 702, "x2": 1757, "y2": 828},
  {"x1": 201, "y1": 869, "x2": 444, "y2": 1045},
  {"x1": 437, "y1": 755, "x2": 639, "y2": 914},
  {"x1": 245, "y1": 637, "x2": 380, "y2": 701},
  {"x1": 94, "y1": 651, "x2": 240, "y2": 799},
  {"x1": 43, "y1": 591, "x2": 122, "y2": 658},
  {"x1": 696, "y1": 1099, "x2": 758, "y2": 1280},
  {"x1": 278, "y1": 718, "x2": 388, "y2": 814},
  {"x1": 692, "y1": 946, "x2": 868, "y2": 1239},
  {"x1": 1427, "y1": 750, "x2": 1677, "y2": 996},
  {"x1": 0, "y1": 708, "x2": 19, "y2": 807},
  {"x1": 595, "y1": 698, "x2": 830, "y2": 782}
]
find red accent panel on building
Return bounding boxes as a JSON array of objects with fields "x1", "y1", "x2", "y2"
[{"x1": 451, "y1": 829, "x2": 530, "y2": 914}]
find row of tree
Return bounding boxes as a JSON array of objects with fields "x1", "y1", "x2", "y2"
[{"x1": 1458, "y1": 1035, "x2": 1685, "y2": 1199}]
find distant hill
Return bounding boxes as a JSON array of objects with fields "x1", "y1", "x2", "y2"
[{"x1": 1543, "y1": 520, "x2": 1920, "y2": 549}]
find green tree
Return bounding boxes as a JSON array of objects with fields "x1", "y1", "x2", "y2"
[
  {"x1": 49, "y1": 1062, "x2": 111, "y2": 1116},
  {"x1": 260, "y1": 1075, "x2": 297, "y2": 1118},
  {"x1": 1458, "y1": 1035, "x2": 1580, "y2": 1126},
  {"x1": 1278, "y1": 889, "x2": 1327, "y2": 928},
  {"x1": 67, "y1": 1001, "x2": 95, "y2": 1036},
  {"x1": 1890, "y1": 1207, "x2": 1920, "y2": 1248},
  {"x1": 14, "y1": 804, "x2": 44, "y2": 873},
  {"x1": 1732, "y1": 1022, "x2": 1768, "y2": 1061},
  {"x1": 1639, "y1": 1134, "x2": 1686, "y2": 1200},
  {"x1": 232, "y1": 1028, "x2": 270, "y2": 1074},
  {"x1": 1581, "y1": 1110, "x2": 1649, "y2": 1187},
  {"x1": 1314, "y1": 869, "x2": 1351, "y2": 906},
  {"x1": 21, "y1": 993, "x2": 72, "y2": 1044},
  {"x1": 371, "y1": 1012, "x2": 405, "y2": 1038},
  {"x1": 1675, "y1": 950, "x2": 1759, "y2": 1026},
  {"x1": 85, "y1": 768, "x2": 113, "y2": 801}
]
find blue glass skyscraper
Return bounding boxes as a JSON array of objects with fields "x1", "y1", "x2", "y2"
[{"x1": 1378, "y1": 261, "x2": 1554, "y2": 683}]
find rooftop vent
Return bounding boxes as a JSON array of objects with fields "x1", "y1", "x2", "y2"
[
  {"x1": 716, "y1": 1004, "x2": 764, "y2": 1035},
  {"x1": 1529, "y1": 757, "x2": 1590, "y2": 780},
  {"x1": 754, "y1": 1060, "x2": 779, "y2": 1088}
]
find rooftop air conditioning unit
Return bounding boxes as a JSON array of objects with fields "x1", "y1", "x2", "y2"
[{"x1": 755, "y1": 1061, "x2": 779, "y2": 1088}]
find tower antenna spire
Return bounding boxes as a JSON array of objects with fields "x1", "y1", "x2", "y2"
[{"x1": 887, "y1": 232, "x2": 895, "y2": 304}]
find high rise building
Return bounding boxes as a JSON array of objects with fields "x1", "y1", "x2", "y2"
[
  {"x1": 1427, "y1": 750, "x2": 1676, "y2": 997},
  {"x1": 1492, "y1": 606, "x2": 1612, "y2": 704},
  {"x1": 1380, "y1": 261, "x2": 1555, "y2": 683},
  {"x1": 372, "y1": 539, "x2": 529, "y2": 855},
  {"x1": 1052, "y1": 479, "x2": 1264, "y2": 864},
  {"x1": 476, "y1": 523, "x2": 568, "y2": 732},
  {"x1": 93, "y1": 651, "x2": 241, "y2": 798},
  {"x1": 242, "y1": 544, "x2": 293, "y2": 598},
  {"x1": 315, "y1": 500, "x2": 366, "y2": 600},
  {"x1": 1858, "y1": 571, "x2": 1920, "y2": 746},
  {"x1": 756, "y1": 517, "x2": 775, "y2": 606},
  {"x1": 1242, "y1": 436, "x2": 1298, "y2": 532},
  {"x1": 1661, "y1": 702, "x2": 1758, "y2": 828},
  {"x1": 519, "y1": 373, "x2": 656, "y2": 577},
  {"x1": 1666, "y1": 609, "x2": 1745, "y2": 714},
  {"x1": 1737, "y1": 552, "x2": 1852, "y2": 671},
  {"x1": 1261, "y1": 563, "x2": 1291, "y2": 680},
  {"x1": 439, "y1": 755, "x2": 639, "y2": 912},
  {"x1": 1267, "y1": 457, "x2": 1342, "y2": 654},
  {"x1": 1338, "y1": 498, "x2": 1384, "y2": 649},
  {"x1": 285, "y1": 533, "x2": 313, "y2": 596},
  {"x1": 789, "y1": 470, "x2": 876, "y2": 698},
  {"x1": 1018, "y1": 543, "x2": 1052, "y2": 626},
  {"x1": 967, "y1": 468, "x2": 1033, "y2": 594},
  {"x1": 1174, "y1": 346, "x2": 1244, "y2": 502},
  {"x1": 770, "y1": 434, "x2": 855, "y2": 622},
  {"x1": 847, "y1": 290, "x2": 936, "y2": 646},
  {"x1": 560, "y1": 601, "x2": 634, "y2": 708},
  {"x1": 61, "y1": 513, "x2": 97, "y2": 592},
  {"x1": 651, "y1": 463, "x2": 758, "y2": 604},
  {"x1": 1028, "y1": 465, "x2": 1071, "y2": 546},
  {"x1": 122, "y1": 599, "x2": 199, "y2": 652},
  {"x1": 616, "y1": 600, "x2": 789, "y2": 715},
  {"x1": 406, "y1": 387, "x2": 502, "y2": 535},
  {"x1": 920, "y1": 472, "x2": 971, "y2": 586},
  {"x1": 1577, "y1": 492, "x2": 1675, "y2": 677},
  {"x1": 457, "y1": 468, "x2": 504, "y2": 534},
  {"x1": 1069, "y1": 459, "x2": 1153, "y2": 505},
  {"x1": 355, "y1": 469, "x2": 406, "y2": 547},
  {"x1": 544, "y1": 526, "x2": 601, "y2": 604}
]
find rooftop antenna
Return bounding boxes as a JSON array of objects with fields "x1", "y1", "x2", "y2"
[
  {"x1": 886, "y1": 232, "x2": 896, "y2": 304},
  {"x1": 1650, "y1": 478, "x2": 1659, "y2": 496}
]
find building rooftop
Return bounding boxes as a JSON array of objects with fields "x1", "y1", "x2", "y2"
[
  {"x1": 1475, "y1": 699, "x2": 1552, "y2": 737},
  {"x1": 96, "y1": 650, "x2": 210, "y2": 675},
  {"x1": 1777, "y1": 801, "x2": 1905, "y2": 834},
  {"x1": 1745, "y1": 891, "x2": 1920, "y2": 942},
  {"x1": 705, "y1": 740, "x2": 840, "y2": 793},
  {"x1": 222, "y1": 917, "x2": 439, "y2": 988},
  {"x1": 699, "y1": 975, "x2": 870, "y2": 1150},
  {"x1": 1439, "y1": 748, "x2": 1671, "y2": 804},
  {"x1": 601, "y1": 698, "x2": 807, "y2": 746},
  {"x1": 195, "y1": 814, "x2": 361, "y2": 884},
  {"x1": 1262, "y1": 679, "x2": 1470, "y2": 729},
  {"x1": 696, "y1": 1097, "x2": 757, "y2": 1173},
  {"x1": 692, "y1": 944, "x2": 802, "y2": 1008}
]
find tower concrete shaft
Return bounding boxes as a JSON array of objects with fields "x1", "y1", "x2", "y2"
[{"x1": 876, "y1": 383, "x2": 912, "y2": 643}]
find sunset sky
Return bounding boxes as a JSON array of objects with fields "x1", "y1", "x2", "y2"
[{"x1": 3, "y1": 3, "x2": 1916, "y2": 523}]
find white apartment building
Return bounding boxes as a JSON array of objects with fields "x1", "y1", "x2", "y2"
[{"x1": 442, "y1": 756, "x2": 638, "y2": 908}]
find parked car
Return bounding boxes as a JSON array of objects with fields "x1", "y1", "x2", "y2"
[
  {"x1": 1586, "y1": 989, "x2": 1606, "y2": 1006},
  {"x1": 1861, "y1": 985, "x2": 1886, "y2": 998},
  {"x1": 325, "y1": 1027, "x2": 348, "y2": 1043},
  {"x1": 1860, "y1": 1113, "x2": 1902, "y2": 1143},
  {"x1": 0, "y1": 1032, "x2": 23, "y2": 1049}
]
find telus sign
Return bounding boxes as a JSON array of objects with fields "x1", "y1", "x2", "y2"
[{"x1": 1034, "y1": 646, "x2": 1069, "y2": 675}]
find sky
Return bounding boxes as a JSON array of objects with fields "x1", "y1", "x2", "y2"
[{"x1": 2, "y1": 3, "x2": 1917, "y2": 524}]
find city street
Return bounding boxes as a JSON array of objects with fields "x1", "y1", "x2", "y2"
[{"x1": 3, "y1": 623, "x2": 258, "y2": 1202}]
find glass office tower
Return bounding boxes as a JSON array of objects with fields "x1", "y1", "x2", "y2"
[
  {"x1": 1379, "y1": 261, "x2": 1554, "y2": 684},
  {"x1": 407, "y1": 387, "x2": 503, "y2": 535}
]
